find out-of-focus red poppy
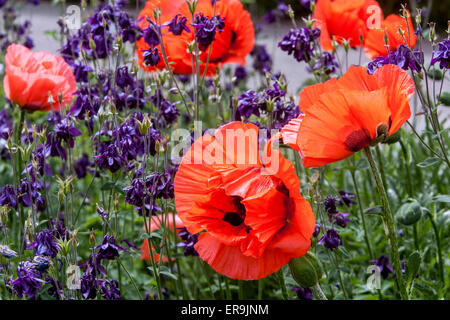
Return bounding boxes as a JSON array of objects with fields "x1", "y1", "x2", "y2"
[
  {"x1": 364, "y1": 11, "x2": 417, "y2": 59},
  {"x1": 281, "y1": 65, "x2": 415, "y2": 168},
  {"x1": 3, "y1": 43, "x2": 76, "y2": 111},
  {"x1": 314, "y1": 0, "x2": 382, "y2": 50},
  {"x1": 136, "y1": 0, "x2": 255, "y2": 76},
  {"x1": 141, "y1": 213, "x2": 184, "y2": 262},
  {"x1": 174, "y1": 122, "x2": 315, "y2": 280}
]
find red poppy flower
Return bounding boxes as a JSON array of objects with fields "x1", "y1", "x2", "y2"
[
  {"x1": 314, "y1": 0, "x2": 382, "y2": 50},
  {"x1": 281, "y1": 64, "x2": 415, "y2": 168},
  {"x1": 141, "y1": 213, "x2": 184, "y2": 262},
  {"x1": 136, "y1": 0, "x2": 255, "y2": 76},
  {"x1": 3, "y1": 43, "x2": 76, "y2": 111},
  {"x1": 364, "y1": 11, "x2": 417, "y2": 59},
  {"x1": 174, "y1": 122, "x2": 315, "y2": 280}
]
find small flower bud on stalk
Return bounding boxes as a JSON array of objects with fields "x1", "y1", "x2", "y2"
[{"x1": 289, "y1": 252, "x2": 327, "y2": 300}]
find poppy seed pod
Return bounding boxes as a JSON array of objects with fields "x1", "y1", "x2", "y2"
[
  {"x1": 397, "y1": 200, "x2": 422, "y2": 226},
  {"x1": 289, "y1": 252, "x2": 323, "y2": 288}
]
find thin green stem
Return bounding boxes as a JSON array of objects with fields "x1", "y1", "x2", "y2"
[{"x1": 364, "y1": 147, "x2": 408, "y2": 300}]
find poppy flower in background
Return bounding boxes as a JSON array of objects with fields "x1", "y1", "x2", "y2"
[
  {"x1": 364, "y1": 11, "x2": 417, "y2": 59},
  {"x1": 174, "y1": 122, "x2": 315, "y2": 280},
  {"x1": 136, "y1": 0, "x2": 255, "y2": 76},
  {"x1": 281, "y1": 64, "x2": 415, "y2": 168},
  {"x1": 141, "y1": 213, "x2": 184, "y2": 263},
  {"x1": 3, "y1": 43, "x2": 76, "y2": 112},
  {"x1": 314, "y1": 0, "x2": 382, "y2": 51}
]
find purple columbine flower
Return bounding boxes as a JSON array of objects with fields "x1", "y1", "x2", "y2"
[
  {"x1": 313, "y1": 224, "x2": 322, "y2": 237},
  {"x1": 234, "y1": 66, "x2": 248, "y2": 83},
  {"x1": 115, "y1": 66, "x2": 135, "y2": 89},
  {"x1": 292, "y1": 286, "x2": 313, "y2": 300},
  {"x1": 166, "y1": 14, "x2": 190, "y2": 36},
  {"x1": 74, "y1": 153, "x2": 92, "y2": 179},
  {"x1": 431, "y1": 39, "x2": 450, "y2": 69},
  {"x1": 0, "y1": 185, "x2": 18, "y2": 209},
  {"x1": 10, "y1": 262, "x2": 45, "y2": 299},
  {"x1": 338, "y1": 190, "x2": 357, "y2": 207},
  {"x1": 143, "y1": 18, "x2": 160, "y2": 46},
  {"x1": 333, "y1": 212, "x2": 351, "y2": 228},
  {"x1": 192, "y1": 13, "x2": 225, "y2": 51},
  {"x1": 94, "y1": 235, "x2": 125, "y2": 261},
  {"x1": 28, "y1": 229, "x2": 60, "y2": 258},
  {"x1": 263, "y1": 10, "x2": 277, "y2": 24},
  {"x1": 142, "y1": 47, "x2": 161, "y2": 66},
  {"x1": 100, "y1": 280, "x2": 121, "y2": 300},
  {"x1": 236, "y1": 90, "x2": 266, "y2": 120},
  {"x1": 318, "y1": 228, "x2": 342, "y2": 250},
  {"x1": 368, "y1": 45, "x2": 423, "y2": 74},
  {"x1": 177, "y1": 228, "x2": 199, "y2": 257},
  {"x1": 278, "y1": 27, "x2": 321, "y2": 63},
  {"x1": 251, "y1": 45, "x2": 273, "y2": 74},
  {"x1": 323, "y1": 196, "x2": 341, "y2": 215},
  {"x1": 371, "y1": 254, "x2": 394, "y2": 279}
]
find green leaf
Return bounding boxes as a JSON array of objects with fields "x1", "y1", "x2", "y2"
[
  {"x1": 433, "y1": 195, "x2": 450, "y2": 203},
  {"x1": 417, "y1": 157, "x2": 441, "y2": 168},
  {"x1": 364, "y1": 206, "x2": 383, "y2": 215},
  {"x1": 405, "y1": 251, "x2": 421, "y2": 296}
]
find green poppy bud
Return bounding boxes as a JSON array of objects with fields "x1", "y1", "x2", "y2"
[
  {"x1": 439, "y1": 91, "x2": 450, "y2": 106},
  {"x1": 289, "y1": 252, "x2": 323, "y2": 288},
  {"x1": 397, "y1": 200, "x2": 422, "y2": 226}
]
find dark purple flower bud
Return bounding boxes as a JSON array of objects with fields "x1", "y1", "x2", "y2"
[
  {"x1": 166, "y1": 14, "x2": 190, "y2": 36},
  {"x1": 318, "y1": 228, "x2": 342, "y2": 250},
  {"x1": 291, "y1": 286, "x2": 313, "y2": 300},
  {"x1": 312, "y1": 224, "x2": 321, "y2": 237},
  {"x1": 0, "y1": 244, "x2": 17, "y2": 259},
  {"x1": 177, "y1": 227, "x2": 199, "y2": 257},
  {"x1": 234, "y1": 66, "x2": 248, "y2": 83},
  {"x1": 371, "y1": 254, "x2": 394, "y2": 279}
]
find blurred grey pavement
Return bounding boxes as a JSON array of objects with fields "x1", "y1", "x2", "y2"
[{"x1": 21, "y1": 2, "x2": 449, "y2": 129}]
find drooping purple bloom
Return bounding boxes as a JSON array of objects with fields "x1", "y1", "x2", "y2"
[
  {"x1": 312, "y1": 224, "x2": 321, "y2": 237},
  {"x1": 332, "y1": 212, "x2": 351, "y2": 228},
  {"x1": 142, "y1": 47, "x2": 161, "y2": 66},
  {"x1": 74, "y1": 153, "x2": 92, "y2": 179},
  {"x1": 318, "y1": 228, "x2": 342, "y2": 250},
  {"x1": 94, "y1": 235, "x2": 125, "y2": 261},
  {"x1": 100, "y1": 280, "x2": 121, "y2": 300},
  {"x1": 371, "y1": 254, "x2": 394, "y2": 279},
  {"x1": 236, "y1": 90, "x2": 266, "y2": 119},
  {"x1": 28, "y1": 229, "x2": 59, "y2": 258},
  {"x1": 10, "y1": 262, "x2": 45, "y2": 299},
  {"x1": 338, "y1": 190, "x2": 357, "y2": 207},
  {"x1": 0, "y1": 245, "x2": 17, "y2": 259},
  {"x1": 323, "y1": 196, "x2": 341, "y2": 215},
  {"x1": 431, "y1": 39, "x2": 450, "y2": 69},
  {"x1": 192, "y1": 13, "x2": 225, "y2": 51},
  {"x1": 177, "y1": 228, "x2": 199, "y2": 257},
  {"x1": 251, "y1": 45, "x2": 272, "y2": 74},
  {"x1": 143, "y1": 18, "x2": 160, "y2": 46},
  {"x1": 0, "y1": 185, "x2": 18, "y2": 209},
  {"x1": 367, "y1": 45, "x2": 423, "y2": 74},
  {"x1": 166, "y1": 14, "x2": 190, "y2": 36},
  {"x1": 278, "y1": 27, "x2": 321, "y2": 63}
]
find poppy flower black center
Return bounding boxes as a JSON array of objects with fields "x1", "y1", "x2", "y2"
[
  {"x1": 223, "y1": 197, "x2": 246, "y2": 227},
  {"x1": 344, "y1": 129, "x2": 372, "y2": 152}
]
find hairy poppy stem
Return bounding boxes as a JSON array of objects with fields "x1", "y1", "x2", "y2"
[
  {"x1": 364, "y1": 147, "x2": 408, "y2": 300},
  {"x1": 312, "y1": 283, "x2": 327, "y2": 300}
]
